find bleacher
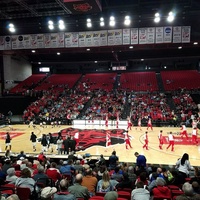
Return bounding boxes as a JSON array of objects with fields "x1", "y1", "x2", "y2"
[
  {"x1": 161, "y1": 70, "x2": 200, "y2": 91},
  {"x1": 119, "y1": 72, "x2": 158, "y2": 92},
  {"x1": 34, "y1": 74, "x2": 82, "y2": 91},
  {"x1": 9, "y1": 74, "x2": 47, "y2": 94}
]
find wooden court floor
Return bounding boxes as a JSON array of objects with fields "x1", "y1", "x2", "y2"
[{"x1": 0, "y1": 124, "x2": 200, "y2": 167}]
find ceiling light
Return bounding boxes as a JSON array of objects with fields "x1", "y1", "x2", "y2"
[
  {"x1": 8, "y1": 23, "x2": 15, "y2": 33},
  {"x1": 178, "y1": 46, "x2": 182, "y2": 49},
  {"x1": 141, "y1": 59, "x2": 144, "y2": 61},
  {"x1": 38, "y1": 62, "x2": 41, "y2": 64},
  {"x1": 109, "y1": 16, "x2": 115, "y2": 26},
  {"x1": 167, "y1": 11, "x2": 175, "y2": 22},
  {"x1": 193, "y1": 42, "x2": 198, "y2": 45},
  {"x1": 124, "y1": 16, "x2": 131, "y2": 26},
  {"x1": 100, "y1": 21, "x2": 105, "y2": 26},
  {"x1": 86, "y1": 18, "x2": 92, "y2": 28},
  {"x1": 154, "y1": 13, "x2": 160, "y2": 23},
  {"x1": 100, "y1": 17, "x2": 105, "y2": 26},
  {"x1": 32, "y1": 50, "x2": 36, "y2": 53},
  {"x1": 129, "y1": 46, "x2": 133, "y2": 49},
  {"x1": 57, "y1": 52, "x2": 60, "y2": 55},
  {"x1": 86, "y1": 48, "x2": 90, "y2": 51},
  {"x1": 94, "y1": 61, "x2": 98, "y2": 63},
  {"x1": 58, "y1": 20, "x2": 65, "y2": 30},
  {"x1": 48, "y1": 24, "x2": 54, "y2": 30},
  {"x1": 48, "y1": 20, "x2": 53, "y2": 25}
]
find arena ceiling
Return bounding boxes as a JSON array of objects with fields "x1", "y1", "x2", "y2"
[{"x1": 0, "y1": 0, "x2": 200, "y2": 63}]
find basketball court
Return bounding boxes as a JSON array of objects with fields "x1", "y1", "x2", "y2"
[{"x1": 0, "y1": 124, "x2": 199, "y2": 167}]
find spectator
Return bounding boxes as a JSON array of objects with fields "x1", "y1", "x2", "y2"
[
  {"x1": 176, "y1": 153, "x2": 194, "y2": 183},
  {"x1": 134, "y1": 152, "x2": 147, "y2": 169},
  {"x1": 33, "y1": 165, "x2": 49, "y2": 187},
  {"x1": 16, "y1": 151, "x2": 26, "y2": 160},
  {"x1": 131, "y1": 181, "x2": 150, "y2": 200},
  {"x1": 115, "y1": 172, "x2": 132, "y2": 190},
  {"x1": 97, "y1": 171, "x2": 115, "y2": 192},
  {"x1": 46, "y1": 162, "x2": 61, "y2": 184},
  {"x1": 41, "y1": 186, "x2": 57, "y2": 200},
  {"x1": 104, "y1": 191, "x2": 118, "y2": 200},
  {"x1": 15, "y1": 168, "x2": 36, "y2": 193},
  {"x1": 54, "y1": 179, "x2": 76, "y2": 200},
  {"x1": 68, "y1": 174, "x2": 90, "y2": 200},
  {"x1": 74, "y1": 160, "x2": 83, "y2": 174},
  {"x1": 111, "y1": 166, "x2": 123, "y2": 182},
  {"x1": 60, "y1": 160, "x2": 75, "y2": 176},
  {"x1": 81, "y1": 168, "x2": 98, "y2": 196},
  {"x1": 6, "y1": 168, "x2": 18, "y2": 184},
  {"x1": 152, "y1": 177, "x2": 171, "y2": 199},
  {"x1": 6, "y1": 194, "x2": 20, "y2": 200},
  {"x1": 176, "y1": 182, "x2": 200, "y2": 200},
  {"x1": 109, "y1": 151, "x2": 119, "y2": 170}
]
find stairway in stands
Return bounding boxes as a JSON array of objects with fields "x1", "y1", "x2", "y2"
[{"x1": 156, "y1": 72, "x2": 165, "y2": 92}]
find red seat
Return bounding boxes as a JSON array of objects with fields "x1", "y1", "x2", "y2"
[
  {"x1": 96, "y1": 192, "x2": 106, "y2": 197},
  {"x1": 0, "y1": 184, "x2": 15, "y2": 196},
  {"x1": 171, "y1": 190, "x2": 184, "y2": 198},
  {"x1": 90, "y1": 196, "x2": 104, "y2": 200},
  {"x1": 168, "y1": 185, "x2": 180, "y2": 190},
  {"x1": 16, "y1": 187, "x2": 32, "y2": 200},
  {"x1": 117, "y1": 191, "x2": 131, "y2": 200}
]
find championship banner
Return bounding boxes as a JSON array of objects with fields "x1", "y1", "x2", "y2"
[
  {"x1": 85, "y1": 31, "x2": 93, "y2": 47},
  {"x1": 0, "y1": 36, "x2": 4, "y2": 50},
  {"x1": 107, "y1": 30, "x2": 115, "y2": 45},
  {"x1": 50, "y1": 33, "x2": 58, "y2": 48},
  {"x1": 30, "y1": 34, "x2": 37, "y2": 48},
  {"x1": 57, "y1": 32, "x2": 65, "y2": 48},
  {"x1": 173, "y1": 26, "x2": 182, "y2": 43},
  {"x1": 99, "y1": 30, "x2": 107, "y2": 46},
  {"x1": 92, "y1": 31, "x2": 100, "y2": 46},
  {"x1": 182, "y1": 26, "x2": 191, "y2": 43},
  {"x1": 65, "y1": 32, "x2": 79, "y2": 48},
  {"x1": 23, "y1": 35, "x2": 31, "y2": 49},
  {"x1": 37, "y1": 34, "x2": 44, "y2": 48},
  {"x1": 164, "y1": 27, "x2": 172, "y2": 43},
  {"x1": 147, "y1": 27, "x2": 155, "y2": 44},
  {"x1": 139, "y1": 28, "x2": 147, "y2": 44},
  {"x1": 123, "y1": 28, "x2": 130, "y2": 45},
  {"x1": 79, "y1": 32, "x2": 86, "y2": 47},
  {"x1": 155, "y1": 27, "x2": 164, "y2": 43},
  {"x1": 4, "y1": 36, "x2": 12, "y2": 50},
  {"x1": 16, "y1": 35, "x2": 25, "y2": 49},
  {"x1": 114, "y1": 29, "x2": 122, "y2": 45},
  {"x1": 11, "y1": 35, "x2": 18, "y2": 49},
  {"x1": 44, "y1": 34, "x2": 51, "y2": 48},
  {"x1": 131, "y1": 28, "x2": 138, "y2": 44}
]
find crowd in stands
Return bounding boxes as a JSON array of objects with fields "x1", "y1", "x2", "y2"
[{"x1": 0, "y1": 150, "x2": 200, "y2": 200}]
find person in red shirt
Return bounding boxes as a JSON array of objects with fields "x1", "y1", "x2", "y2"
[
  {"x1": 46, "y1": 162, "x2": 61, "y2": 183},
  {"x1": 152, "y1": 177, "x2": 171, "y2": 199}
]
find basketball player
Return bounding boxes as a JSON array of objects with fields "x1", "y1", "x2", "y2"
[
  {"x1": 147, "y1": 117, "x2": 153, "y2": 131},
  {"x1": 5, "y1": 132, "x2": 11, "y2": 151},
  {"x1": 116, "y1": 112, "x2": 119, "y2": 129},
  {"x1": 105, "y1": 113, "x2": 108, "y2": 127},
  {"x1": 30, "y1": 132, "x2": 37, "y2": 152},
  {"x1": 136, "y1": 117, "x2": 142, "y2": 131},
  {"x1": 158, "y1": 130, "x2": 164, "y2": 150},
  {"x1": 124, "y1": 130, "x2": 132, "y2": 149},
  {"x1": 143, "y1": 131, "x2": 149, "y2": 150},
  {"x1": 166, "y1": 132, "x2": 174, "y2": 151},
  {"x1": 180, "y1": 124, "x2": 188, "y2": 140},
  {"x1": 106, "y1": 131, "x2": 111, "y2": 150},
  {"x1": 74, "y1": 131, "x2": 79, "y2": 147},
  {"x1": 192, "y1": 127, "x2": 198, "y2": 145},
  {"x1": 127, "y1": 116, "x2": 132, "y2": 130}
]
